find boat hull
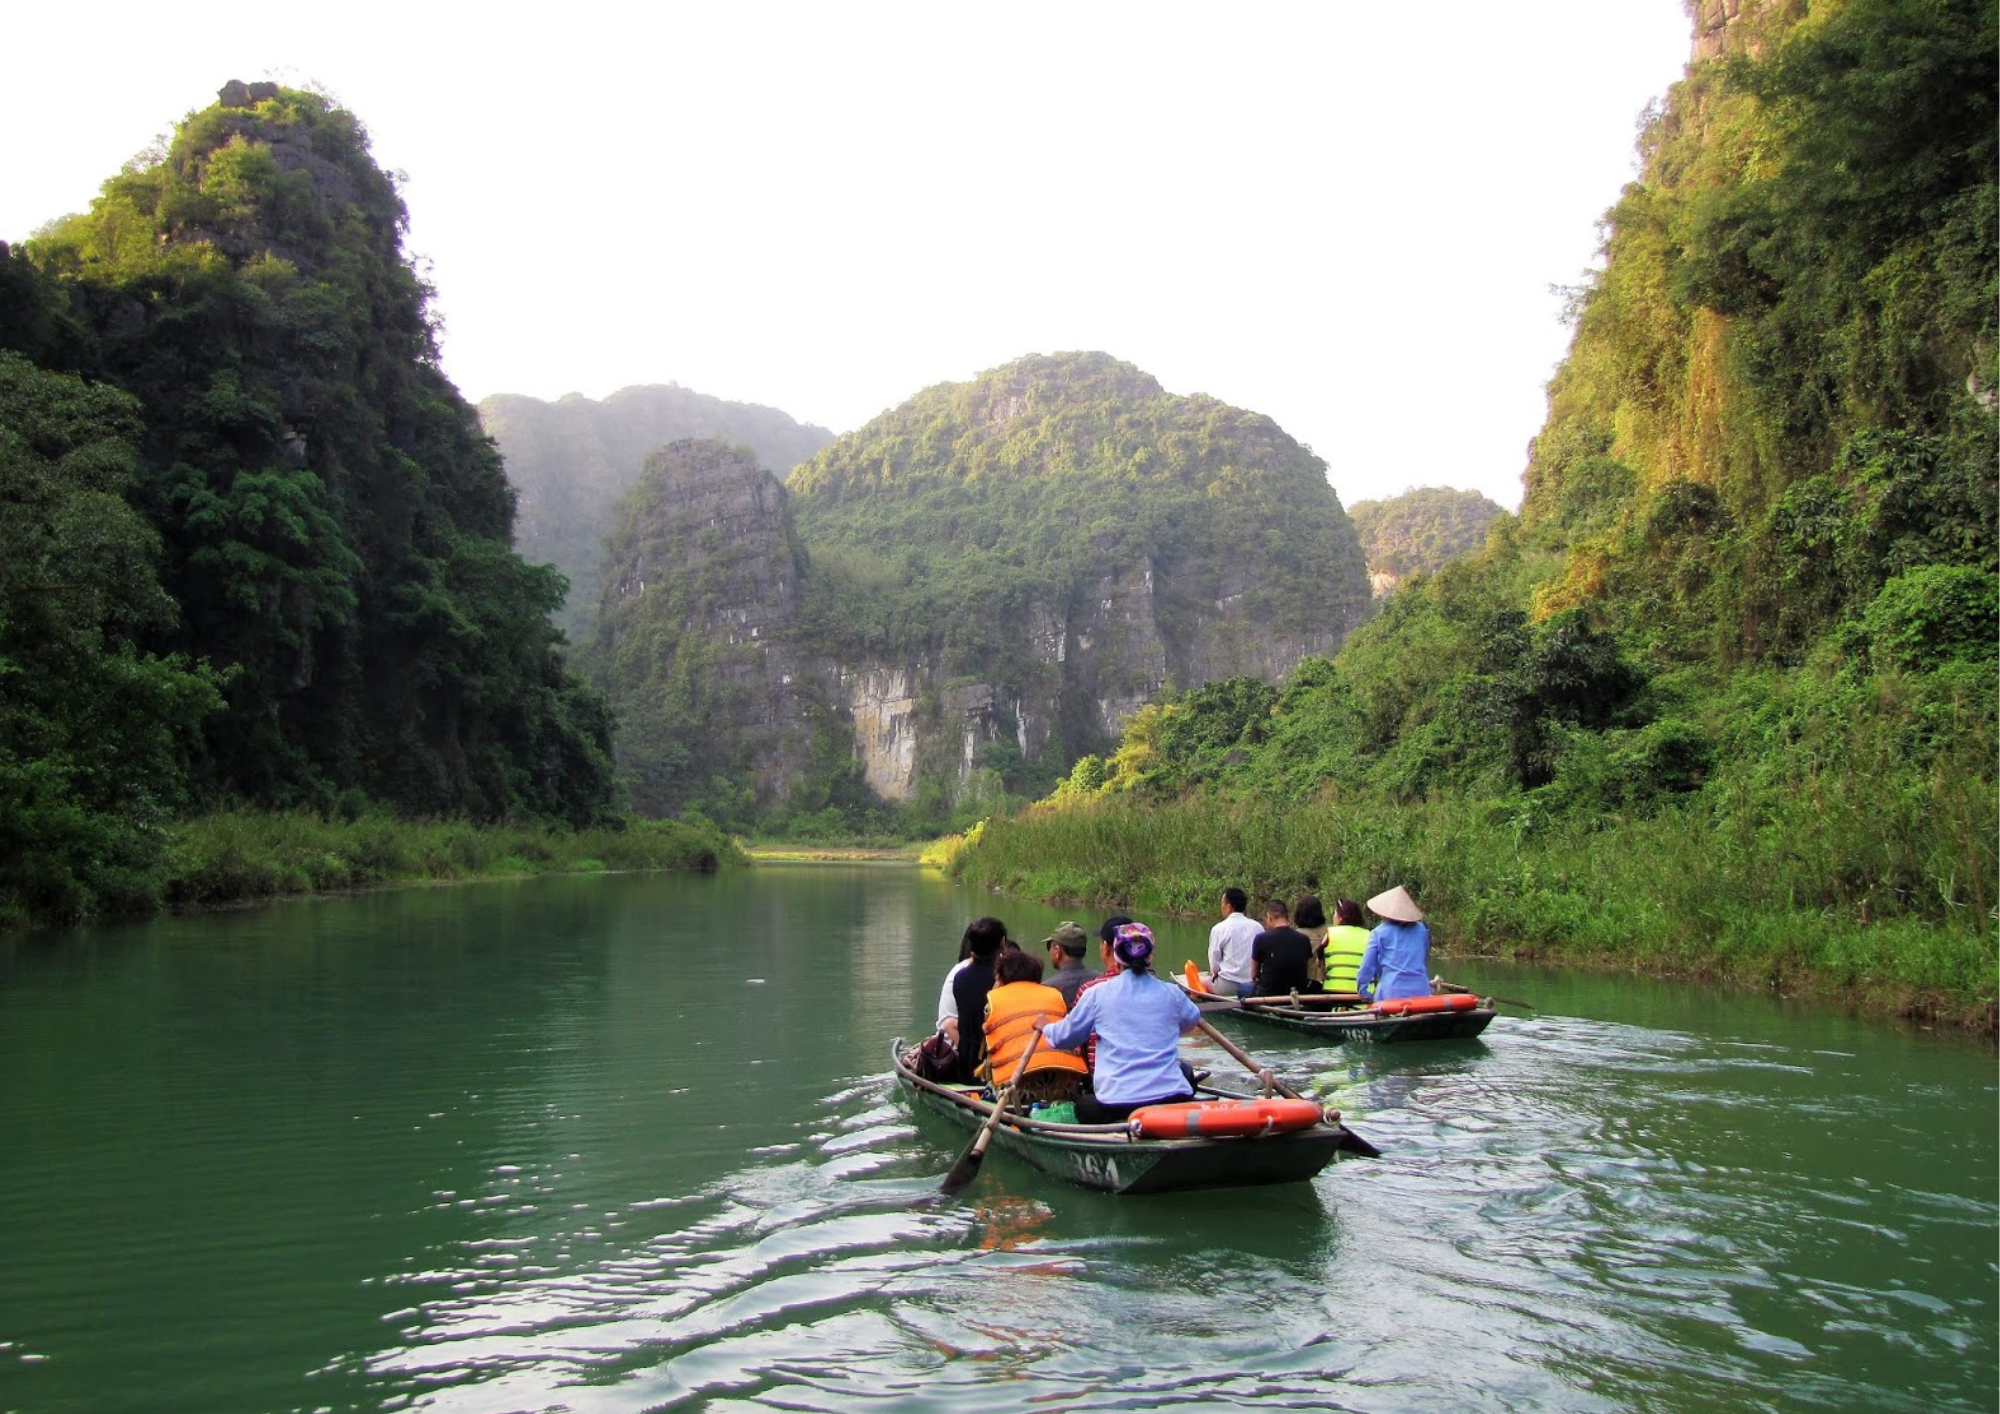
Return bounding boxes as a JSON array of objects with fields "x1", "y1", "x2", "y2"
[
  {"x1": 1184, "y1": 986, "x2": 1497, "y2": 1043},
  {"x1": 892, "y1": 1041, "x2": 1350, "y2": 1194}
]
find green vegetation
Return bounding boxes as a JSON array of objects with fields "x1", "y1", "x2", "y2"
[
  {"x1": 788, "y1": 352, "x2": 1370, "y2": 675},
  {"x1": 0, "y1": 83, "x2": 704, "y2": 928},
  {"x1": 481, "y1": 386, "x2": 833, "y2": 642},
  {"x1": 578, "y1": 354, "x2": 1376, "y2": 840},
  {"x1": 0, "y1": 354, "x2": 224, "y2": 921},
  {"x1": 155, "y1": 810, "x2": 736, "y2": 914},
  {"x1": 1348, "y1": 486, "x2": 1507, "y2": 580},
  {"x1": 955, "y1": 0, "x2": 1998, "y2": 1025}
]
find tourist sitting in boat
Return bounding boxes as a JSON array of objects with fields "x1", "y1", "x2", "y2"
[
  {"x1": 1206, "y1": 887, "x2": 1260, "y2": 997},
  {"x1": 947, "y1": 917, "x2": 1010, "y2": 1083},
  {"x1": 1294, "y1": 895, "x2": 1330, "y2": 987},
  {"x1": 1323, "y1": 898, "x2": 1371, "y2": 994},
  {"x1": 934, "y1": 930, "x2": 975, "y2": 1047},
  {"x1": 1041, "y1": 921, "x2": 1096, "y2": 1008},
  {"x1": 1356, "y1": 887, "x2": 1432, "y2": 1001},
  {"x1": 1061, "y1": 916, "x2": 1129, "y2": 1073},
  {"x1": 1035, "y1": 922, "x2": 1202, "y2": 1125},
  {"x1": 981, "y1": 948, "x2": 1088, "y2": 1104},
  {"x1": 1246, "y1": 899, "x2": 1316, "y2": 998}
]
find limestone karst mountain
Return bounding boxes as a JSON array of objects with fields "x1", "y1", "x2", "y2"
[
  {"x1": 480, "y1": 385, "x2": 833, "y2": 642},
  {"x1": 582, "y1": 354, "x2": 1374, "y2": 827}
]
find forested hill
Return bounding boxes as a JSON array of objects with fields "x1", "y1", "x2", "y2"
[
  {"x1": 1, "y1": 82, "x2": 620, "y2": 919},
  {"x1": 480, "y1": 386, "x2": 832, "y2": 642},
  {"x1": 968, "y1": 0, "x2": 1996, "y2": 1017},
  {"x1": 579, "y1": 353, "x2": 1375, "y2": 835},
  {"x1": 787, "y1": 352, "x2": 1372, "y2": 667},
  {"x1": 1347, "y1": 487, "x2": 1507, "y2": 590}
]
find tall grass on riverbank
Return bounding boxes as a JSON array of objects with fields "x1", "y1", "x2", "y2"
[
  {"x1": 1, "y1": 812, "x2": 740, "y2": 928},
  {"x1": 159, "y1": 811, "x2": 741, "y2": 908},
  {"x1": 954, "y1": 758, "x2": 1997, "y2": 1024}
]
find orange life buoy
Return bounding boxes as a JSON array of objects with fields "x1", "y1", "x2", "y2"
[
  {"x1": 1182, "y1": 961, "x2": 1209, "y2": 994},
  {"x1": 1372, "y1": 992, "x2": 1479, "y2": 1015},
  {"x1": 1128, "y1": 1098, "x2": 1323, "y2": 1139}
]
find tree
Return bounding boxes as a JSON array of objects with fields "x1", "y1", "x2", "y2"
[{"x1": 0, "y1": 354, "x2": 221, "y2": 920}]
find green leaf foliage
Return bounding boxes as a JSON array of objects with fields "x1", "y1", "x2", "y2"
[
  {"x1": 480, "y1": 386, "x2": 834, "y2": 642},
  {"x1": 0, "y1": 353, "x2": 223, "y2": 921},
  {"x1": 786, "y1": 352, "x2": 1373, "y2": 670},
  {"x1": 966, "y1": 2, "x2": 1997, "y2": 1013},
  {"x1": 13, "y1": 84, "x2": 616, "y2": 832},
  {"x1": 1347, "y1": 486, "x2": 1508, "y2": 579}
]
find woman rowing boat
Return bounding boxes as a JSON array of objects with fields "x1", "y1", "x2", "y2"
[{"x1": 1033, "y1": 922, "x2": 1202, "y2": 1125}]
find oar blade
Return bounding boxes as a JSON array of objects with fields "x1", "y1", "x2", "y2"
[
  {"x1": 1333, "y1": 1124, "x2": 1382, "y2": 1160},
  {"x1": 938, "y1": 1142, "x2": 985, "y2": 1196}
]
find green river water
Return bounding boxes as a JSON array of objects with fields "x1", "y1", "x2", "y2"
[{"x1": 0, "y1": 864, "x2": 1993, "y2": 1413}]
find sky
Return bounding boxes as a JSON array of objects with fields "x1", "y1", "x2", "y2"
[{"x1": 3, "y1": 3, "x2": 1694, "y2": 511}]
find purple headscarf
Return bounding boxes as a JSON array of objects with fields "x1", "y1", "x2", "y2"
[{"x1": 1112, "y1": 922, "x2": 1155, "y2": 968}]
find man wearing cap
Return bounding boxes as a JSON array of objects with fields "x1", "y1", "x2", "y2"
[
  {"x1": 1042, "y1": 921, "x2": 1096, "y2": 1009},
  {"x1": 1356, "y1": 886, "x2": 1432, "y2": 1001}
]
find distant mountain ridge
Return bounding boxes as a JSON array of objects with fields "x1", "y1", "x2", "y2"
[{"x1": 479, "y1": 385, "x2": 833, "y2": 641}]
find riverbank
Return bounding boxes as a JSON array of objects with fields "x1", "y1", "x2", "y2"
[
  {"x1": 741, "y1": 843, "x2": 922, "y2": 863},
  {"x1": 948, "y1": 795, "x2": 1998, "y2": 1037},
  {"x1": 1, "y1": 810, "x2": 742, "y2": 930}
]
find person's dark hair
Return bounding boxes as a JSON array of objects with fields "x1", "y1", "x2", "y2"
[
  {"x1": 1098, "y1": 914, "x2": 1133, "y2": 946},
  {"x1": 1222, "y1": 887, "x2": 1248, "y2": 914},
  {"x1": 963, "y1": 916, "x2": 1008, "y2": 959},
  {"x1": 995, "y1": 949, "x2": 1044, "y2": 985},
  {"x1": 1294, "y1": 896, "x2": 1326, "y2": 930},
  {"x1": 1263, "y1": 899, "x2": 1291, "y2": 923},
  {"x1": 1333, "y1": 898, "x2": 1364, "y2": 928}
]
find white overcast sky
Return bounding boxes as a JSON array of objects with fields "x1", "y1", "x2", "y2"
[{"x1": 4, "y1": 3, "x2": 1692, "y2": 511}]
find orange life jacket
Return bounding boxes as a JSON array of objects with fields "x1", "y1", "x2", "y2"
[{"x1": 982, "y1": 982, "x2": 1088, "y2": 1083}]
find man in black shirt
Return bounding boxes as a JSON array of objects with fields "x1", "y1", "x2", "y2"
[
  {"x1": 949, "y1": 917, "x2": 1009, "y2": 1083},
  {"x1": 1247, "y1": 900, "x2": 1314, "y2": 998}
]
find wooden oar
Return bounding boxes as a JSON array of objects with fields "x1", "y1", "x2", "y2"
[
  {"x1": 1239, "y1": 991, "x2": 1369, "y2": 1008},
  {"x1": 1433, "y1": 978, "x2": 1537, "y2": 1012},
  {"x1": 939, "y1": 1029, "x2": 1041, "y2": 1196},
  {"x1": 1193, "y1": 1019, "x2": 1381, "y2": 1159},
  {"x1": 1181, "y1": 975, "x2": 1367, "y2": 1011}
]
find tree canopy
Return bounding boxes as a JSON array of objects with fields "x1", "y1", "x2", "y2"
[{"x1": 3, "y1": 83, "x2": 620, "y2": 919}]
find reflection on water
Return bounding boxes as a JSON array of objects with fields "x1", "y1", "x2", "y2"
[{"x1": 0, "y1": 868, "x2": 1992, "y2": 1414}]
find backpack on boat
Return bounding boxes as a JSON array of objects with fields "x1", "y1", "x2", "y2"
[{"x1": 912, "y1": 1029, "x2": 959, "y2": 1083}]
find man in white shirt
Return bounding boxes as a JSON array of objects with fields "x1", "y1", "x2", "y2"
[{"x1": 1206, "y1": 887, "x2": 1261, "y2": 997}]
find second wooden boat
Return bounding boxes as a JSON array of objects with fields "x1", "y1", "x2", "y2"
[{"x1": 1178, "y1": 980, "x2": 1498, "y2": 1043}]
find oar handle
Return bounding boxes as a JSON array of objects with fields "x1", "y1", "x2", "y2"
[
  {"x1": 1434, "y1": 978, "x2": 1535, "y2": 1011},
  {"x1": 974, "y1": 1028, "x2": 1042, "y2": 1150},
  {"x1": 1194, "y1": 1018, "x2": 1304, "y2": 1102},
  {"x1": 1193, "y1": 1017, "x2": 1380, "y2": 1158},
  {"x1": 941, "y1": 1026, "x2": 1044, "y2": 1195}
]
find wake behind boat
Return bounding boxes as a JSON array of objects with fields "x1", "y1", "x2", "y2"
[{"x1": 892, "y1": 1039, "x2": 1372, "y2": 1194}]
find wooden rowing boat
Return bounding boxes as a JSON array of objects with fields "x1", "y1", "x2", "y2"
[
  {"x1": 1176, "y1": 980, "x2": 1498, "y2": 1043},
  {"x1": 891, "y1": 1039, "x2": 1366, "y2": 1194}
]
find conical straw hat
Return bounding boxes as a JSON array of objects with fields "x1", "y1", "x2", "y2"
[{"x1": 1366, "y1": 885, "x2": 1424, "y2": 923}]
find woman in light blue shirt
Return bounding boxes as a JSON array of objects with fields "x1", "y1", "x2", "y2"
[
  {"x1": 1038, "y1": 923, "x2": 1202, "y2": 1125},
  {"x1": 1355, "y1": 885, "x2": 1433, "y2": 1002}
]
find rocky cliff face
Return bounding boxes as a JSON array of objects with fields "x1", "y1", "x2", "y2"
[{"x1": 590, "y1": 353, "x2": 1373, "y2": 819}]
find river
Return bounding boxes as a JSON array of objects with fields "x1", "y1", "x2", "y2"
[{"x1": 0, "y1": 864, "x2": 1992, "y2": 1413}]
